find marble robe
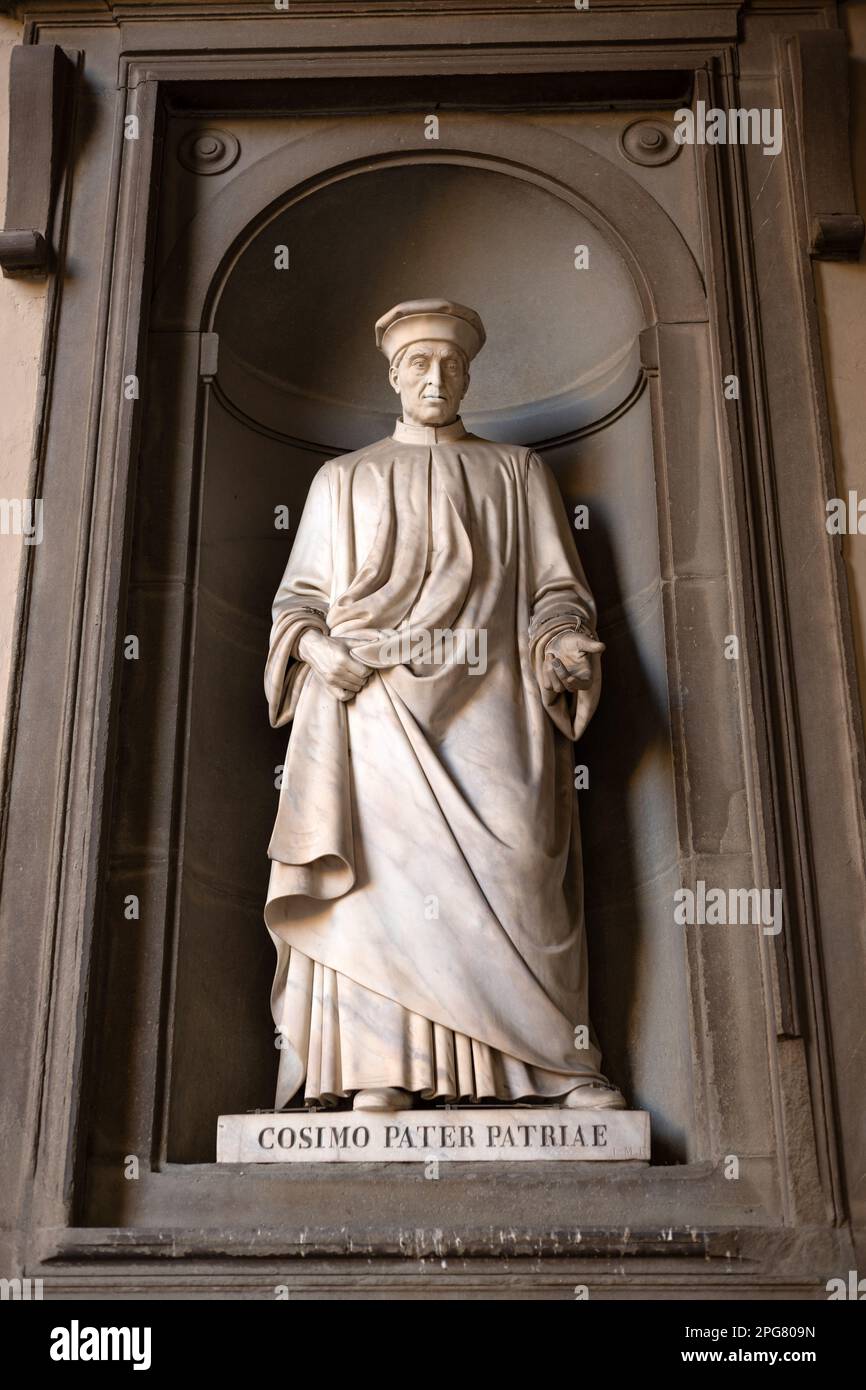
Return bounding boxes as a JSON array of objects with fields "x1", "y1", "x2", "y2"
[{"x1": 264, "y1": 416, "x2": 608, "y2": 1107}]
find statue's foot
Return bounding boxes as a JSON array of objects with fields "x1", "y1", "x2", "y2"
[
  {"x1": 353, "y1": 1087, "x2": 411, "y2": 1112},
  {"x1": 561, "y1": 1081, "x2": 627, "y2": 1111}
]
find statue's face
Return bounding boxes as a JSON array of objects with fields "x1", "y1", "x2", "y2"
[{"x1": 389, "y1": 339, "x2": 469, "y2": 426}]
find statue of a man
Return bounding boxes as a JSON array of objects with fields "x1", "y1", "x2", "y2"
[{"x1": 264, "y1": 299, "x2": 625, "y2": 1114}]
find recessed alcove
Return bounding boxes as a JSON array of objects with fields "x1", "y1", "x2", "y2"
[{"x1": 152, "y1": 157, "x2": 692, "y2": 1162}]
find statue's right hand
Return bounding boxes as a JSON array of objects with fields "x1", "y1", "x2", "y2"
[{"x1": 297, "y1": 629, "x2": 371, "y2": 702}]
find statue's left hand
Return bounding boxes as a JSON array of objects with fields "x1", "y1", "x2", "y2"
[{"x1": 541, "y1": 629, "x2": 605, "y2": 694}]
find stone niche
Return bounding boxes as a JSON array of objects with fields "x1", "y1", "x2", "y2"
[
  {"x1": 90, "y1": 101, "x2": 784, "y2": 1213},
  {"x1": 153, "y1": 150, "x2": 688, "y2": 1164}
]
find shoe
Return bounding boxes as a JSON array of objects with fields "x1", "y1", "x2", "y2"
[
  {"x1": 352, "y1": 1087, "x2": 411, "y2": 1112},
  {"x1": 561, "y1": 1081, "x2": 627, "y2": 1111}
]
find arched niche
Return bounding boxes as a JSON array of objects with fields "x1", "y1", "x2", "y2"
[
  {"x1": 146, "y1": 123, "x2": 708, "y2": 1163},
  {"x1": 151, "y1": 116, "x2": 706, "y2": 333}
]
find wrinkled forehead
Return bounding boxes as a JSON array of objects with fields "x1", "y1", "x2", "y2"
[{"x1": 397, "y1": 339, "x2": 467, "y2": 365}]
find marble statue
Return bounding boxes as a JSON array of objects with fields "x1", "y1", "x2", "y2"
[{"x1": 263, "y1": 299, "x2": 626, "y2": 1114}]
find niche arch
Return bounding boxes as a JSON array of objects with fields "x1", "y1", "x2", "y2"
[{"x1": 153, "y1": 116, "x2": 706, "y2": 335}]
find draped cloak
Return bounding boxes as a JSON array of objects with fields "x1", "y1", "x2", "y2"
[{"x1": 264, "y1": 416, "x2": 607, "y2": 1107}]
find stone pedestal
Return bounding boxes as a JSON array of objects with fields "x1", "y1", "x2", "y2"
[{"x1": 217, "y1": 1108, "x2": 650, "y2": 1164}]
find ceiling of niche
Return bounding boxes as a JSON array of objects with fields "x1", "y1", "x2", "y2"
[{"x1": 215, "y1": 160, "x2": 644, "y2": 440}]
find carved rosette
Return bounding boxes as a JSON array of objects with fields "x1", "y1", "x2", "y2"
[
  {"x1": 178, "y1": 129, "x2": 241, "y2": 176},
  {"x1": 618, "y1": 119, "x2": 680, "y2": 167}
]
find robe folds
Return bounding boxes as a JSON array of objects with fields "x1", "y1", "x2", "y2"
[{"x1": 264, "y1": 416, "x2": 607, "y2": 1108}]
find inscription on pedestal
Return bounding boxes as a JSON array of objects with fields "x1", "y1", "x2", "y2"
[{"x1": 217, "y1": 1108, "x2": 650, "y2": 1163}]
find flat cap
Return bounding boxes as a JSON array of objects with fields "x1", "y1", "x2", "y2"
[{"x1": 375, "y1": 298, "x2": 486, "y2": 363}]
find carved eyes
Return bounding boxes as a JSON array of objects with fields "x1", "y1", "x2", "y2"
[{"x1": 409, "y1": 356, "x2": 461, "y2": 374}]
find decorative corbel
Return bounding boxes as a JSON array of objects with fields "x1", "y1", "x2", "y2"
[
  {"x1": 0, "y1": 44, "x2": 76, "y2": 277},
  {"x1": 785, "y1": 29, "x2": 865, "y2": 262}
]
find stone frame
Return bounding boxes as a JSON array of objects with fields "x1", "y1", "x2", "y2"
[{"x1": 0, "y1": 0, "x2": 864, "y2": 1297}]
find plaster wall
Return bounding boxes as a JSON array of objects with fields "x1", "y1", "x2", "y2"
[{"x1": 0, "y1": 15, "x2": 48, "y2": 785}]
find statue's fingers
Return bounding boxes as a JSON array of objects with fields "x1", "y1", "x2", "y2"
[
  {"x1": 334, "y1": 663, "x2": 366, "y2": 689},
  {"x1": 577, "y1": 637, "x2": 605, "y2": 654},
  {"x1": 544, "y1": 656, "x2": 567, "y2": 689},
  {"x1": 562, "y1": 657, "x2": 592, "y2": 686}
]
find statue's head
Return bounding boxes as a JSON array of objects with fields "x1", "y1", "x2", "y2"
[{"x1": 375, "y1": 299, "x2": 485, "y2": 428}]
